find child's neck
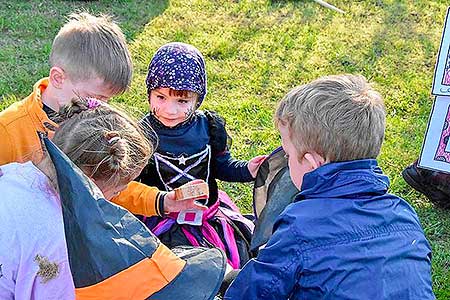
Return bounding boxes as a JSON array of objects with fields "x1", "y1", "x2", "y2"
[
  {"x1": 40, "y1": 86, "x2": 60, "y2": 112},
  {"x1": 35, "y1": 155, "x2": 59, "y2": 194}
]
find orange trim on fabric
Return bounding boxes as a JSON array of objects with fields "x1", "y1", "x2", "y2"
[{"x1": 75, "y1": 244, "x2": 186, "y2": 300}]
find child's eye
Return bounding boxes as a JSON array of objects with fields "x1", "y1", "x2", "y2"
[
  {"x1": 178, "y1": 99, "x2": 189, "y2": 104},
  {"x1": 156, "y1": 95, "x2": 165, "y2": 101}
]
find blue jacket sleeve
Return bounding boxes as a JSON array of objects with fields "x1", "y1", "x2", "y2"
[
  {"x1": 213, "y1": 151, "x2": 253, "y2": 182},
  {"x1": 224, "y1": 213, "x2": 301, "y2": 299},
  {"x1": 205, "y1": 110, "x2": 253, "y2": 182}
]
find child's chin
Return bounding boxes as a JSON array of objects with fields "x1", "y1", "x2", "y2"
[
  {"x1": 163, "y1": 122, "x2": 178, "y2": 127},
  {"x1": 161, "y1": 119, "x2": 183, "y2": 127}
]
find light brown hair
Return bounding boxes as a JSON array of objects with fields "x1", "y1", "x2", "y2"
[
  {"x1": 52, "y1": 97, "x2": 152, "y2": 187},
  {"x1": 275, "y1": 74, "x2": 386, "y2": 162},
  {"x1": 49, "y1": 12, "x2": 132, "y2": 95},
  {"x1": 168, "y1": 89, "x2": 197, "y2": 99}
]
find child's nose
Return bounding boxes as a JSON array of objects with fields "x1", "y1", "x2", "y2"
[{"x1": 166, "y1": 103, "x2": 178, "y2": 114}]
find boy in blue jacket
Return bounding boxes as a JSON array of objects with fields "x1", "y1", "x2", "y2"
[{"x1": 225, "y1": 74, "x2": 435, "y2": 299}]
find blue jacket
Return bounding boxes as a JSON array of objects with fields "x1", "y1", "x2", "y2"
[{"x1": 225, "y1": 159, "x2": 434, "y2": 300}]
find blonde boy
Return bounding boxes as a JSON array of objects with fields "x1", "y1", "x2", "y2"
[
  {"x1": 225, "y1": 74, "x2": 434, "y2": 299},
  {"x1": 0, "y1": 12, "x2": 200, "y2": 216},
  {"x1": 0, "y1": 12, "x2": 131, "y2": 165}
]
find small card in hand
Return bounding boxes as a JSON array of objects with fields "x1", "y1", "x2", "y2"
[{"x1": 174, "y1": 181, "x2": 209, "y2": 201}]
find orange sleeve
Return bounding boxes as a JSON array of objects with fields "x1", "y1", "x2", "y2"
[
  {"x1": 111, "y1": 181, "x2": 164, "y2": 217},
  {"x1": 0, "y1": 122, "x2": 14, "y2": 165}
]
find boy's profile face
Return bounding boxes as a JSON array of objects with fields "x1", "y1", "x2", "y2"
[
  {"x1": 149, "y1": 87, "x2": 198, "y2": 127},
  {"x1": 58, "y1": 76, "x2": 115, "y2": 108},
  {"x1": 93, "y1": 167, "x2": 144, "y2": 201},
  {"x1": 279, "y1": 123, "x2": 311, "y2": 190}
]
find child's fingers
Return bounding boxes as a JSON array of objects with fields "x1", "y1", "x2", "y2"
[
  {"x1": 185, "y1": 179, "x2": 205, "y2": 185},
  {"x1": 257, "y1": 155, "x2": 268, "y2": 163},
  {"x1": 252, "y1": 155, "x2": 268, "y2": 164},
  {"x1": 182, "y1": 194, "x2": 209, "y2": 201},
  {"x1": 182, "y1": 199, "x2": 207, "y2": 211},
  {"x1": 259, "y1": 154, "x2": 268, "y2": 160},
  {"x1": 193, "y1": 201, "x2": 208, "y2": 211}
]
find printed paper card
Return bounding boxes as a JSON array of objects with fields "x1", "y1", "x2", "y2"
[
  {"x1": 432, "y1": 7, "x2": 450, "y2": 96},
  {"x1": 419, "y1": 95, "x2": 450, "y2": 173}
]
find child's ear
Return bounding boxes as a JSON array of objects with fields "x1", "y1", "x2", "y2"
[
  {"x1": 303, "y1": 151, "x2": 326, "y2": 171},
  {"x1": 49, "y1": 66, "x2": 66, "y2": 89},
  {"x1": 194, "y1": 94, "x2": 200, "y2": 108}
]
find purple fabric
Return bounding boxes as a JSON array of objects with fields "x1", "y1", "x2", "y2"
[
  {"x1": 201, "y1": 222, "x2": 227, "y2": 253},
  {"x1": 0, "y1": 162, "x2": 75, "y2": 299},
  {"x1": 145, "y1": 42, "x2": 207, "y2": 106},
  {"x1": 181, "y1": 227, "x2": 200, "y2": 247},
  {"x1": 218, "y1": 191, "x2": 255, "y2": 231},
  {"x1": 87, "y1": 97, "x2": 101, "y2": 109},
  {"x1": 152, "y1": 218, "x2": 176, "y2": 236},
  {"x1": 150, "y1": 190, "x2": 250, "y2": 269},
  {"x1": 219, "y1": 218, "x2": 240, "y2": 269}
]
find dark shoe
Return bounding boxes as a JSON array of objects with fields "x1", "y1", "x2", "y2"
[
  {"x1": 402, "y1": 160, "x2": 450, "y2": 210},
  {"x1": 218, "y1": 269, "x2": 240, "y2": 297}
]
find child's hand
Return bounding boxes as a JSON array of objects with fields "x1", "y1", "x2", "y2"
[
  {"x1": 164, "y1": 179, "x2": 208, "y2": 214},
  {"x1": 248, "y1": 155, "x2": 268, "y2": 178}
]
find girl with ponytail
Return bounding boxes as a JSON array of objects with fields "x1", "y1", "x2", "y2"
[{"x1": 0, "y1": 97, "x2": 226, "y2": 300}]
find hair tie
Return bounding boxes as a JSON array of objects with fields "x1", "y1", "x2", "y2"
[
  {"x1": 87, "y1": 98, "x2": 102, "y2": 109},
  {"x1": 107, "y1": 136, "x2": 121, "y2": 144}
]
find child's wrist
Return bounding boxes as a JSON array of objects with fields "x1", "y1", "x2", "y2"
[{"x1": 157, "y1": 192, "x2": 167, "y2": 216}]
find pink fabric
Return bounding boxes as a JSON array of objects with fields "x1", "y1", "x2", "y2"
[
  {"x1": 181, "y1": 227, "x2": 200, "y2": 247},
  {"x1": 201, "y1": 222, "x2": 227, "y2": 253},
  {"x1": 219, "y1": 218, "x2": 240, "y2": 268},
  {"x1": 435, "y1": 106, "x2": 450, "y2": 162},
  {"x1": 217, "y1": 191, "x2": 255, "y2": 231},
  {"x1": 218, "y1": 190, "x2": 240, "y2": 211},
  {"x1": 87, "y1": 97, "x2": 101, "y2": 109},
  {"x1": 154, "y1": 190, "x2": 248, "y2": 269},
  {"x1": 199, "y1": 192, "x2": 241, "y2": 268},
  {"x1": 203, "y1": 196, "x2": 220, "y2": 220},
  {"x1": 444, "y1": 69, "x2": 450, "y2": 85}
]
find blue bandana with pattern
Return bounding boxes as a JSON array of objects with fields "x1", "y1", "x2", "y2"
[{"x1": 145, "y1": 42, "x2": 207, "y2": 107}]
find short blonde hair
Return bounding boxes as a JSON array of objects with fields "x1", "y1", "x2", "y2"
[
  {"x1": 275, "y1": 74, "x2": 386, "y2": 162},
  {"x1": 49, "y1": 12, "x2": 132, "y2": 95}
]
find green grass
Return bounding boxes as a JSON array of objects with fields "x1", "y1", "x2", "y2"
[
  {"x1": 1, "y1": 0, "x2": 449, "y2": 297},
  {"x1": 0, "y1": 0, "x2": 168, "y2": 97}
]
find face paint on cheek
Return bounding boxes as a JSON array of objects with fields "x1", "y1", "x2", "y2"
[
  {"x1": 185, "y1": 106, "x2": 194, "y2": 119},
  {"x1": 152, "y1": 106, "x2": 160, "y2": 116}
]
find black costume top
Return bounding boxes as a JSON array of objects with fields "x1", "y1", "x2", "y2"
[{"x1": 139, "y1": 110, "x2": 253, "y2": 204}]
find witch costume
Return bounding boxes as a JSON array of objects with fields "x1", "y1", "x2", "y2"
[{"x1": 138, "y1": 42, "x2": 255, "y2": 269}]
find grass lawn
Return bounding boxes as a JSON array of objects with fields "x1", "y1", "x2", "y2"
[{"x1": 1, "y1": 0, "x2": 449, "y2": 298}]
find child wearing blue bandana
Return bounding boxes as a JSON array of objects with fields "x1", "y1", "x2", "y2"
[{"x1": 138, "y1": 42, "x2": 266, "y2": 269}]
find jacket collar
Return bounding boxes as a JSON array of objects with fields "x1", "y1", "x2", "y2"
[
  {"x1": 26, "y1": 78, "x2": 58, "y2": 132},
  {"x1": 28, "y1": 77, "x2": 48, "y2": 109},
  {"x1": 296, "y1": 159, "x2": 390, "y2": 202}
]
